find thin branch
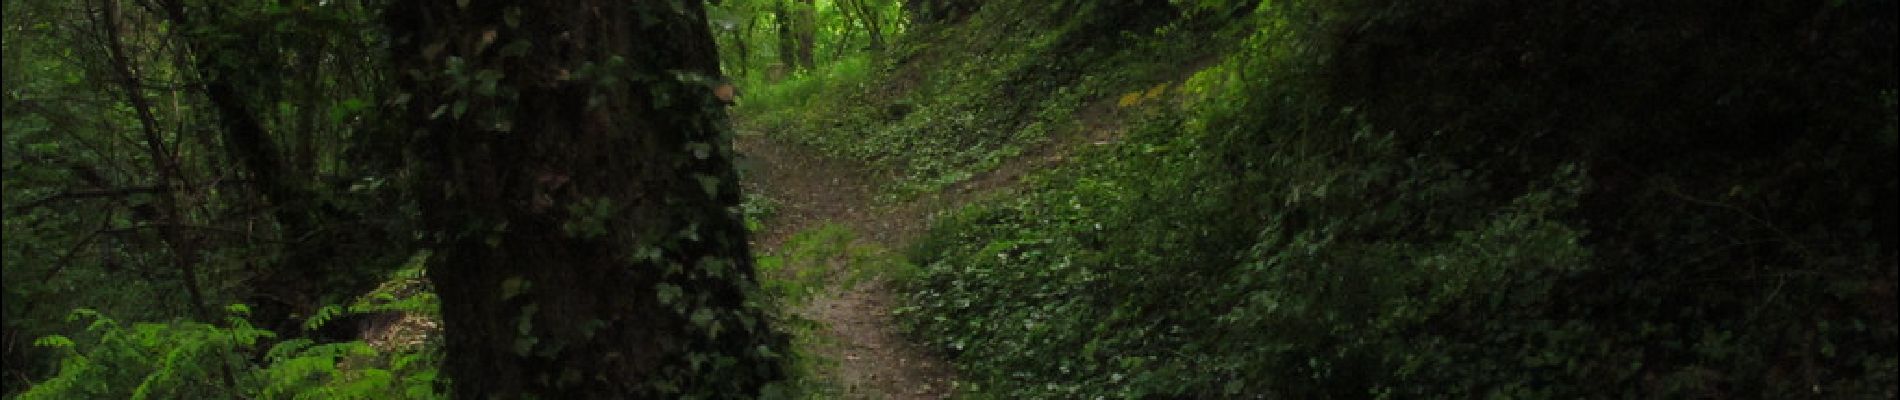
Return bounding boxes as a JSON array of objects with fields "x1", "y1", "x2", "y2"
[
  {"x1": 102, "y1": 222, "x2": 294, "y2": 246},
  {"x1": 41, "y1": 216, "x2": 117, "y2": 284},
  {"x1": 9, "y1": 179, "x2": 253, "y2": 213},
  {"x1": 12, "y1": 186, "x2": 166, "y2": 211},
  {"x1": 1656, "y1": 182, "x2": 1814, "y2": 259}
]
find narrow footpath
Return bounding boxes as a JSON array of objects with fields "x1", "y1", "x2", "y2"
[{"x1": 736, "y1": 134, "x2": 956, "y2": 399}]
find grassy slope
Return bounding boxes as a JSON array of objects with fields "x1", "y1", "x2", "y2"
[
  {"x1": 746, "y1": 0, "x2": 1897, "y2": 398},
  {"x1": 735, "y1": 0, "x2": 1230, "y2": 197}
]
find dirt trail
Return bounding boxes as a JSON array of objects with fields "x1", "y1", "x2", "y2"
[
  {"x1": 736, "y1": 135, "x2": 958, "y2": 399},
  {"x1": 734, "y1": 100, "x2": 1117, "y2": 398}
]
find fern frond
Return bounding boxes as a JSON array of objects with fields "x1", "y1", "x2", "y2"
[{"x1": 304, "y1": 304, "x2": 346, "y2": 331}]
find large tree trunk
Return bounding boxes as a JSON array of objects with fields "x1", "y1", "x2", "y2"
[{"x1": 386, "y1": 1, "x2": 788, "y2": 397}]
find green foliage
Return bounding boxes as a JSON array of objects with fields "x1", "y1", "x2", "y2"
[
  {"x1": 737, "y1": 0, "x2": 1230, "y2": 197},
  {"x1": 5, "y1": 0, "x2": 1891, "y2": 397},
  {"x1": 20, "y1": 307, "x2": 264, "y2": 400},
  {"x1": 709, "y1": 0, "x2": 908, "y2": 82},
  {"x1": 18, "y1": 306, "x2": 441, "y2": 400},
  {"x1": 307, "y1": 252, "x2": 440, "y2": 333},
  {"x1": 5, "y1": 1, "x2": 407, "y2": 392},
  {"x1": 741, "y1": 192, "x2": 779, "y2": 232},
  {"x1": 18, "y1": 254, "x2": 443, "y2": 399},
  {"x1": 560, "y1": 197, "x2": 621, "y2": 239},
  {"x1": 757, "y1": 224, "x2": 914, "y2": 305},
  {"x1": 256, "y1": 340, "x2": 435, "y2": 400},
  {"x1": 735, "y1": 54, "x2": 879, "y2": 117},
  {"x1": 894, "y1": 0, "x2": 1897, "y2": 397}
]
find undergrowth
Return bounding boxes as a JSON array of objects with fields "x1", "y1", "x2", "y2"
[
  {"x1": 18, "y1": 254, "x2": 444, "y2": 400},
  {"x1": 736, "y1": 0, "x2": 1237, "y2": 198},
  {"x1": 17, "y1": 220, "x2": 915, "y2": 399},
  {"x1": 757, "y1": 223, "x2": 911, "y2": 306},
  {"x1": 894, "y1": 0, "x2": 1896, "y2": 398}
]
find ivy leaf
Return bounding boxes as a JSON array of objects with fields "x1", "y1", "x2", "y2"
[
  {"x1": 687, "y1": 142, "x2": 712, "y2": 160},
  {"x1": 475, "y1": 69, "x2": 505, "y2": 96},
  {"x1": 694, "y1": 173, "x2": 721, "y2": 197},
  {"x1": 503, "y1": 8, "x2": 523, "y2": 28},
  {"x1": 656, "y1": 283, "x2": 683, "y2": 305},
  {"x1": 477, "y1": 78, "x2": 498, "y2": 97},
  {"x1": 513, "y1": 336, "x2": 538, "y2": 356},
  {"x1": 500, "y1": 277, "x2": 528, "y2": 300},
  {"x1": 690, "y1": 308, "x2": 715, "y2": 329},
  {"x1": 500, "y1": 40, "x2": 533, "y2": 58},
  {"x1": 339, "y1": 98, "x2": 369, "y2": 112},
  {"x1": 33, "y1": 335, "x2": 74, "y2": 349}
]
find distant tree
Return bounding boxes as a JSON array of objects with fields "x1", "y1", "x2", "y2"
[
  {"x1": 385, "y1": 0, "x2": 789, "y2": 397},
  {"x1": 839, "y1": 0, "x2": 888, "y2": 51},
  {"x1": 773, "y1": 0, "x2": 818, "y2": 71}
]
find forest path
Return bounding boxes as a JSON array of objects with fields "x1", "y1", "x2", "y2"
[
  {"x1": 736, "y1": 134, "x2": 959, "y2": 399},
  {"x1": 734, "y1": 100, "x2": 1104, "y2": 397}
]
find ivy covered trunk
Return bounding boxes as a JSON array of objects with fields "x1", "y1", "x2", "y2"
[{"x1": 385, "y1": 1, "x2": 787, "y2": 397}]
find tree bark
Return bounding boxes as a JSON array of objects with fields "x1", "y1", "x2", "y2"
[
  {"x1": 775, "y1": 0, "x2": 799, "y2": 72},
  {"x1": 794, "y1": 0, "x2": 817, "y2": 70},
  {"x1": 863, "y1": 1, "x2": 886, "y2": 51},
  {"x1": 845, "y1": 0, "x2": 886, "y2": 51},
  {"x1": 386, "y1": 1, "x2": 789, "y2": 397}
]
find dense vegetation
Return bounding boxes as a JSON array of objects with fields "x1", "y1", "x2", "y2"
[
  {"x1": 4, "y1": 1, "x2": 424, "y2": 397},
  {"x1": 4, "y1": 0, "x2": 1894, "y2": 398},
  {"x1": 5, "y1": 0, "x2": 804, "y2": 398},
  {"x1": 755, "y1": 0, "x2": 1898, "y2": 398}
]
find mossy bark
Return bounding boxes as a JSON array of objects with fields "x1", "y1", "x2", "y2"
[{"x1": 386, "y1": 1, "x2": 788, "y2": 397}]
